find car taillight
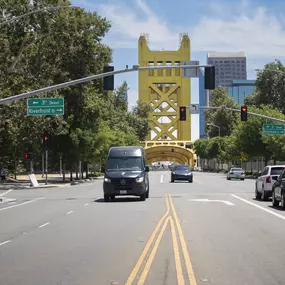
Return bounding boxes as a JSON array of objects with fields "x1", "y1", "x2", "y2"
[{"x1": 266, "y1": 176, "x2": 271, "y2": 183}]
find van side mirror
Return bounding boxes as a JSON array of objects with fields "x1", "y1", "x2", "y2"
[
  {"x1": 145, "y1": 166, "x2": 150, "y2": 172},
  {"x1": 101, "y1": 166, "x2": 105, "y2": 173}
]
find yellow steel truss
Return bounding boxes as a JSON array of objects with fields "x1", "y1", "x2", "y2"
[{"x1": 138, "y1": 33, "x2": 191, "y2": 141}]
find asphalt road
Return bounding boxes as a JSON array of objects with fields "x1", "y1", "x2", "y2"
[{"x1": 1, "y1": 171, "x2": 285, "y2": 285}]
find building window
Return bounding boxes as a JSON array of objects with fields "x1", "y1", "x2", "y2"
[
  {"x1": 148, "y1": 61, "x2": 154, "y2": 76},
  {"x1": 174, "y1": 61, "x2": 180, "y2": 76},
  {"x1": 157, "y1": 61, "x2": 163, "y2": 76},
  {"x1": 166, "y1": 61, "x2": 172, "y2": 76}
]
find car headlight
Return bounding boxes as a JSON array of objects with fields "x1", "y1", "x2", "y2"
[
  {"x1": 104, "y1": 177, "x2": 111, "y2": 182},
  {"x1": 188, "y1": 172, "x2": 192, "y2": 175},
  {"x1": 172, "y1": 172, "x2": 176, "y2": 175},
  {"x1": 136, "y1": 176, "x2": 144, "y2": 183}
]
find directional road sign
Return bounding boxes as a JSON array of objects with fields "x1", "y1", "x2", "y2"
[
  {"x1": 189, "y1": 104, "x2": 199, "y2": 114},
  {"x1": 263, "y1": 124, "x2": 285, "y2": 135},
  {"x1": 27, "y1": 98, "x2": 64, "y2": 116}
]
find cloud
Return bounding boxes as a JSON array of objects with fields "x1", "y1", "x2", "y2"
[
  {"x1": 85, "y1": 0, "x2": 285, "y2": 57},
  {"x1": 97, "y1": 0, "x2": 180, "y2": 50}
]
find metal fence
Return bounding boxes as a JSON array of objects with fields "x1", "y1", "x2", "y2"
[{"x1": 198, "y1": 158, "x2": 285, "y2": 173}]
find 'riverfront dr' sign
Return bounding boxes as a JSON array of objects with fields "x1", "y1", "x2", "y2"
[
  {"x1": 27, "y1": 98, "x2": 64, "y2": 116},
  {"x1": 263, "y1": 124, "x2": 285, "y2": 135}
]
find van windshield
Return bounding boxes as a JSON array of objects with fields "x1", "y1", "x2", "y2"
[{"x1": 106, "y1": 157, "x2": 144, "y2": 171}]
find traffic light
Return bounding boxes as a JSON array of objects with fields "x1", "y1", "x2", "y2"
[
  {"x1": 43, "y1": 134, "x2": 49, "y2": 149},
  {"x1": 24, "y1": 152, "x2": 33, "y2": 160},
  {"x1": 179, "y1": 106, "x2": 187, "y2": 121},
  {"x1": 204, "y1": 66, "x2": 215, "y2": 90},
  {"x1": 241, "y1": 105, "x2": 248, "y2": 121},
  {"x1": 103, "y1": 66, "x2": 114, "y2": 91}
]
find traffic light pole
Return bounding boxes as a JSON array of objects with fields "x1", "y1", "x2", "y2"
[
  {"x1": 45, "y1": 149, "x2": 48, "y2": 185},
  {"x1": 201, "y1": 106, "x2": 285, "y2": 124},
  {"x1": 0, "y1": 65, "x2": 212, "y2": 104}
]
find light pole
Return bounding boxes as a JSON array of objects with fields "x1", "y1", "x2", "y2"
[
  {"x1": 207, "y1": 123, "x2": 220, "y2": 137},
  {"x1": 0, "y1": 5, "x2": 80, "y2": 26}
]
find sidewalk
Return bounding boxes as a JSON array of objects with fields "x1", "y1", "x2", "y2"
[{"x1": 0, "y1": 174, "x2": 104, "y2": 190}]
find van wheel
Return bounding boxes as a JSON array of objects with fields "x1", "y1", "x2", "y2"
[
  {"x1": 140, "y1": 193, "x2": 146, "y2": 201},
  {"x1": 104, "y1": 195, "x2": 110, "y2": 202},
  {"x1": 146, "y1": 190, "x2": 149, "y2": 198}
]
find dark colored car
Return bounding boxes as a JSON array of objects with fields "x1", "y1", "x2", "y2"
[
  {"x1": 171, "y1": 164, "x2": 193, "y2": 183},
  {"x1": 103, "y1": 146, "x2": 150, "y2": 202},
  {"x1": 272, "y1": 169, "x2": 285, "y2": 208}
]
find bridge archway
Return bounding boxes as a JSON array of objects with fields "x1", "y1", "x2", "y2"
[{"x1": 144, "y1": 141, "x2": 196, "y2": 168}]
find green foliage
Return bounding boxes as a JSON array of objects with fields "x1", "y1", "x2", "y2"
[
  {"x1": 194, "y1": 138, "x2": 209, "y2": 159},
  {"x1": 250, "y1": 60, "x2": 285, "y2": 114},
  {"x1": 204, "y1": 87, "x2": 239, "y2": 137},
  {"x1": 0, "y1": 1, "x2": 150, "y2": 176}
]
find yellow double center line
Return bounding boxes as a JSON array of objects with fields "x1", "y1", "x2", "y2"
[{"x1": 125, "y1": 194, "x2": 197, "y2": 285}]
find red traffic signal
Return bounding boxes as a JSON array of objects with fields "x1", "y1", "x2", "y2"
[
  {"x1": 241, "y1": 105, "x2": 247, "y2": 121},
  {"x1": 179, "y1": 106, "x2": 187, "y2": 121},
  {"x1": 44, "y1": 136, "x2": 49, "y2": 141},
  {"x1": 24, "y1": 152, "x2": 33, "y2": 160}
]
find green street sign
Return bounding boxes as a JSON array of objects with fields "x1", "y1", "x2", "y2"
[
  {"x1": 263, "y1": 124, "x2": 285, "y2": 135},
  {"x1": 27, "y1": 98, "x2": 64, "y2": 116}
]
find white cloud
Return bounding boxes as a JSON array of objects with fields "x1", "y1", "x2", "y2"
[
  {"x1": 97, "y1": 0, "x2": 180, "y2": 50},
  {"x1": 86, "y1": 0, "x2": 285, "y2": 57}
]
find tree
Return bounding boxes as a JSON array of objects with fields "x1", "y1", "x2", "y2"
[
  {"x1": 251, "y1": 60, "x2": 285, "y2": 114},
  {"x1": 194, "y1": 138, "x2": 209, "y2": 160},
  {"x1": 204, "y1": 87, "x2": 239, "y2": 137},
  {"x1": 232, "y1": 105, "x2": 274, "y2": 163}
]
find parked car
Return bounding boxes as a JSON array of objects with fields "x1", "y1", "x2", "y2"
[
  {"x1": 272, "y1": 169, "x2": 285, "y2": 208},
  {"x1": 255, "y1": 165, "x2": 285, "y2": 200},
  {"x1": 227, "y1": 168, "x2": 245, "y2": 180}
]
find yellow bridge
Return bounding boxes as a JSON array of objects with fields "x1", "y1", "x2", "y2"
[{"x1": 138, "y1": 34, "x2": 196, "y2": 167}]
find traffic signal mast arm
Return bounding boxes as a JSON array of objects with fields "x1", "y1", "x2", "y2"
[
  {"x1": 200, "y1": 106, "x2": 285, "y2": 124},
  {"x1": 0, "y1": 64, "x2": 213, "y2": 104}
]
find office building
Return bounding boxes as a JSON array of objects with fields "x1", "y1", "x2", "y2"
[
  {"x1": 207, "y1": 52, "x2": 247, "y2": 88},
  {"x1": 228, "y1": 80, "x2": 256, "y2": 105},
  {"x1": 199, "y1": 69, "x2": 208, "y2": 138}
]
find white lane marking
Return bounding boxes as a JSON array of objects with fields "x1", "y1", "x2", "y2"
[
  {"x1": 66, "y1": 210, "x2": 74, "y2": 215},
  {"x1": 0, "y1": 189, "x2": 13, "y2": 197},
  {"x1": 84, "y1": 203, "x2": 89, "y2": 206},
  {"x1": 232, "y1": 194, "x2": 285, "y2": 221},
  {"x1": 0, "y1": 197, "x2": 44, "y2": 212},
  {"x1": 189, "y1": 199, "x2": 234, "y2": 206},
  {"x1": 0, "y1": 240, "x2": 11, "y2": 246},
  {"x1": 160, "y1": 174, "x2": 164, "y2": 184},
  {"x1": 38, "y1": 222, "x2": 50, "y2": 228}
]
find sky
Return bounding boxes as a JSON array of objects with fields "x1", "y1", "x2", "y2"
[{"x1": 72, "y1": 0, "x2": 285, "y2": 141}]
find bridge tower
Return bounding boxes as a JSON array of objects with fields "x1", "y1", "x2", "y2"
[{"x1": 138, "y1": 34, "x2": 191, "y2": 141}]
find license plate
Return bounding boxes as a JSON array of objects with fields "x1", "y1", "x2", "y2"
[{"x1": 120, "y1": 190, "x2": 127, "y2": 194}]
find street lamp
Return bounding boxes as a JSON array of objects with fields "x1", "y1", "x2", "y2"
[
  {"x1": 0, "y1": 5, "x2": 80, "y2": 26},
  {"x1": 207, "y1": 123, "x2": 221, "y2": 137}
]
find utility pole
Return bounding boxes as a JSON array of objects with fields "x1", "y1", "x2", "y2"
[{"x1": 45, "y1": 149, "x2": 48, "y2": 185}]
